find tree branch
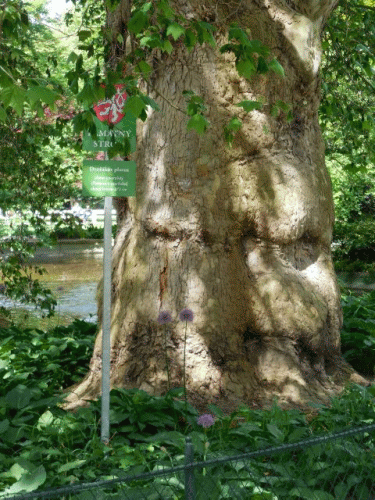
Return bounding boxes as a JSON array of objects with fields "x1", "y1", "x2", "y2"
[{"x1": 292, "y1": 0, "x2": 341, "y2": 20}]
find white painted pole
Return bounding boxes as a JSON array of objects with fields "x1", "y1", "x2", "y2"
[{"x1": 101, "y1": 193, "x2": 112, "y2": 443}]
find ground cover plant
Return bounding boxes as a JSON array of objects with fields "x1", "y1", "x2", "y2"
[{"x1": 0, "y1": 309, "x2": 375, "y2": 499}]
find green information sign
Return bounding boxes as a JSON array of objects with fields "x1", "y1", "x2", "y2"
[
  {"x1": 82, "y1": 160, "x2": 136, "y2": 197},
  {"x1": 82, "y1": 115, "x2": 137, "y2": 152}
]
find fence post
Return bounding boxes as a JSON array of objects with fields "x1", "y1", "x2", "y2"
[{"x1": 184, "y1": 436, "x2": 196, "y2": 500}]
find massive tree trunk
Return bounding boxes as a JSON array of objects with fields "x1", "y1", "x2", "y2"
[{"x1": 66, "y1": 0, "x2": 368, "y2": 412}]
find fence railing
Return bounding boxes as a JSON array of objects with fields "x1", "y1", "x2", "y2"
[
  {"x1": 2, "y1": 423, "x2": 375, "y2": 500},
  {"x1": 0, "y1": 209, "x2": 117, "y2": 230}
]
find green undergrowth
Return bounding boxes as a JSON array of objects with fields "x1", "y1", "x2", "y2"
[
  {"x1": 0, "y1": 308, "x2": 375, "y2": 499},
  {"x1": 341, "y1": 290, "x2": 375, "y2": 375}
]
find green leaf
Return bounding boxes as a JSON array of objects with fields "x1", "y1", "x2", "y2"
[
  {"x1": 0, "y1": 419, "x2": 9, "y2": 434},
  {"x1": 37, "y1": 410, "x2": 54, "y2": 430},
  {"x1": 275, "y1": 99, "x2": 290, "y2": 112},
  {"x1": 142, "y1": 95, "x2": 160, "y2": 111},
  {"x1": 162, "y1": 40, "x2": 173, "y2": 54},
  {"x1": 166, "y1": 22, "x2": 185, "y2": 41},
  {"x1": 57, "y1": 460, "x2": 87, "y2": 474},
  {"x1": 194, "y1": 21, "x2": 216, "y2": 48},
  {"x1": 1, "y1": 465, "x2": 46, "y2": 495},
  {"x1": 0, "y1": 105, "x2": 6, "y2": 121},
  {"x1": 290, "y1": 488, "x2": 335, "y2": 500},
  {"x1": 27, "y1": 87, "x2": 60, "y2": 107},
  {"x1": 157, "y1": 0, "x2": 174, "y2": 19},
  {"x1": 136, "y1": 60, "x2": 152, "y2": 80},
  {"x1": 219, "y1": 43, "x2": 237, "y2": 55},
  {"x1": 228, "y1": 25, "x2": 249, "y2": 45},
  {"x1": 184, "y1": 29, "x2": 197, "y2": 51},
  {"x1": 246, "y1": 40, "x2": 270, "y2": 57},
  {"x1": 128, "y1": 11, "x2": 148, "y2": 34},
  {"x1": 140, "y1": 1, "x2": 153, "y2": 13},
  {"x1": 257, "y1": 56, "x2": 269, "y2": 74},
  {"x1": 236, "y1": 59, "x2": 256, "y2": 79},
  {"x1": 226, "y1": 116, "x2": 242, "y2": 133},
  {"x1": 77, "y1": 83, "x2": 96, "y2": 108},
  {"x1": 269, "y1": 57, "x2": 285, "y2": 77},
  {"x1": 78, "y1": 30, "x2": 91, "y2": 42},
  {"x1": 139, "y1": 33, "x2": 163, "y2": 49},
  {"x1": 105, "y1": 0, "x2": 122, "y2": 11},
  {"x1": 67, "y1": 51, "x2": 78, "y2": 64},
  {"x1": 236, "y1": 100, "x2": 262, "y2": 112},
  {"x1": 186, "y1": 114, "x2": 209, "y2": 134},
  {"x1": 362, "y1": 120, "x2": 372, "y2": 131},
  {"x1": 266, "y1": 423, "x2": 284, "y2": 441},
  {"x1": 5, "y1": 385, "x2": 32, "y2": 409},
  {"x1": 123, "y1": 96, "x2": 146, "y2": 117},
  {"x1": 10, "y1": 86, "x2": 26, "y2": 116}
]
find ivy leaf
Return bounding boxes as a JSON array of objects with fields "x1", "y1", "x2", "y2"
[
  {"x1": 139, "y1": 108, "x2": 148, "y2": 121},
  {"x1": 194, "y1": 21, "x2": 216, "y2": 48},
  {"x1": 275, "y1": 99, "x2": 290, "y2": 112},
  {"x1": 236, "y1": 59, "x2": 256, "y2": 79},
  {"x1": 136, "y1": 60, "x2": 152, "y2": 80},
  {"x1": 157, "y1": 0, "x2": 174, "y2": 19},
  {"x1": 105, "y1": 0, "x2": 122, "y2": 11},
  {"x1": 269, "y1": 57, "x2": 285, "y2": 77},
  {"x1": 257, "y1": 56, "x2": 268, "y2": 74},
  {"x1": 142, "y1": 94, "x2": 160, "y2": 111},
  {"x1": 140, "y1": 1, "x2": 153, "y2": 13},
  {"x1": 128, "y1": 11, "x2": 148, "y2": 34},
  {"x1": 184, "y1": 29, "x2": 197, "y2": 51},
  {"x1": 271, "y1": 100, "x2": 291, "y2": 117},
  {"x1": 139, "y1": 33, "x2": 163, "y2": 49},
  {"x1": 246, "y1": 40, "x2": 270, "y2": 57},
  {"x1": 228, "y1": 25, "x2": 249, "y2": 45},
  {"x1": 223, "y1": 117, "x2": 242, "y2": 146},
  {"x1": 236, "y1": 100, "x2": 262, "y2": 112},
  {"x1": 219, "y1": 43, "x2": 237, "y2": 54},
  {"x1": 186, "y1": 114, "x2": 209, "y2": 134},
  {"x1": 162, "y1": 40, "x2": 173, "y2": 54},
  {"x1": 166, "y1": 22, "x2": 185, "y2": 41}
]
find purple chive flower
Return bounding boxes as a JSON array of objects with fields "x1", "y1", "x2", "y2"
[
  {"x1": 179, "y1": 308, "x2": 194, "y2": 322},
  {"x1": 197, "y1": 414, "x2": 215, "y2": 428},
  {"x1": 157, "y1": 311, "x2": 172, "y2": 324}
]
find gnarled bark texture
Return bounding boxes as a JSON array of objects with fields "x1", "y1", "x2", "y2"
[{"x1": 66, "y1": 0, "x2": 368, "y2": 412}]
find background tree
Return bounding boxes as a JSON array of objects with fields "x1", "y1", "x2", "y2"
[
  {"x1": 66, "y1": 0, "x2": 371, "y2": 413},
  {"x1": 319, "y1": 0, "x2": 375, "y2": 269},
  {"x1": 0, "y1": 0, "x2": 81, "y2": 317}
]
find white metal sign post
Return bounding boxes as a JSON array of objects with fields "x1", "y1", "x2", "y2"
[
  {"x1": 101, "y1": 192, "x2": 112, "y2": 443},
  {"x1": 82, "y1": 85, "x2": 136, "y2": 443}
]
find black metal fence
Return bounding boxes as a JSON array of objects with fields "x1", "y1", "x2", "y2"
[{"x1": 2, "y1": 423, "x2": 375, "y2": 500}]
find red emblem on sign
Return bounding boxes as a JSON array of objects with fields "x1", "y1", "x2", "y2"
[{"x1": 93, "y1": 84, "x2": 127, "y2": 125}]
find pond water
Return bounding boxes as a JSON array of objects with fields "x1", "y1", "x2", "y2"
[
  {"x1": 1, "y1": 240, "x2": 374, "y2": 330},
  {"x1": 0, "y1": 241, "x2": 104, "y2": 329}
]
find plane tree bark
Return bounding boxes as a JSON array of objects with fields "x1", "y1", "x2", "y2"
[{"x1": 66, "y1": 0, "x2": 368, "y2": 412}]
